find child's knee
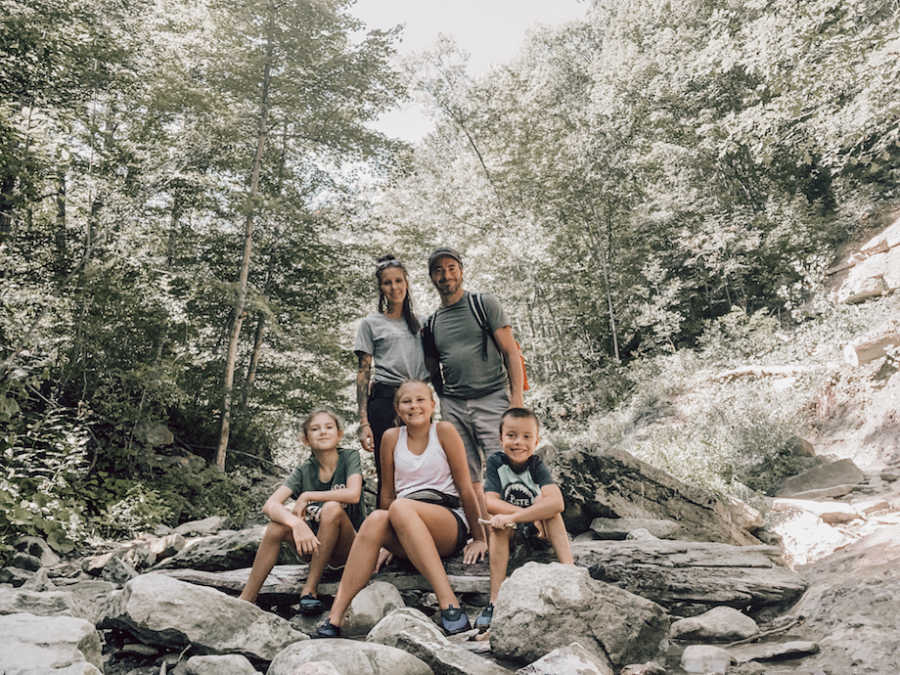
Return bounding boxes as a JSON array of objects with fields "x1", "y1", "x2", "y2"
[
  {"x1": 264, "y1": 520, "x2": 291, "y2": 541},
  {"x1": 318, "y1": 501, "x2": 346, "y2": 523}
]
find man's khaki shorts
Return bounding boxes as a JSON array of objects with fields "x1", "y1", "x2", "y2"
[{"x1": 439, "y1": 388, "x2": 509, "y2": 483}]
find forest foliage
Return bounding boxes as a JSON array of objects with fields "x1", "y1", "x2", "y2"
[{"x1": 1, "y1": 0, "x2": 898, "y2": 554}]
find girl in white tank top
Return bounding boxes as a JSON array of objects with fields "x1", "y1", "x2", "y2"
[
  {"x1": 318, "y1": 380, "x2": 487, "y2": 639},
  {"x1": 394, "y1": 422, "x2": 467, "y2": 527}
]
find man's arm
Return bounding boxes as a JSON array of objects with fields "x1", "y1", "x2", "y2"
[{"x1": 493, "y1": 325, "x2": 524, "y2": 408}]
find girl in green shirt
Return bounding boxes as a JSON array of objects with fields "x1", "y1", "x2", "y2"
[{"x1": 239, "y1": 409, "x2": 365, "y2": 615}]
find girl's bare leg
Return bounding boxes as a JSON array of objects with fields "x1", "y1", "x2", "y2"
[
  {"x1": 542, "y1": 513, "x2": 574, "y2": 564},
  {"x1": 301, "y1": 502, "x2": 355, "y2": 597},
  {"x1": 327, "y1": 510, "x2": 396, "y2": 626},
  {"x1": 488, "y1": 526, "x2": 513, "y2": 603},
  {"x1": 388, "y1": 498, "x2": 461, "y2": 609},
  {"x1": 240, "y1": 521, "x2": 291, "y2": 603}
]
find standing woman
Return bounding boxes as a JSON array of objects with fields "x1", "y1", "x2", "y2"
[{"x1": 354, "y1": 255, "x2": 429, "y2": 500}]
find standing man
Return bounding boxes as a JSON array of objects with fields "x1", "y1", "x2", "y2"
[{"x1": 424, "y1": 247, "x2": 525, "y2": 523}]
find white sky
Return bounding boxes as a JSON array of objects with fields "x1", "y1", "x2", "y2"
[{"x1": 351, "y1": 0, "x2": 588, "y2": 142}]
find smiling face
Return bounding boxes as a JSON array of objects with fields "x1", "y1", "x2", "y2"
[
  {"x1": 378, "y1": 265, "x2": 408, "y2": 309},
  {"x1": 500, "y1": 415, "x2": 540, "y2": 468},
  {"x1": 303, "y1": 412, "x2": 342, "y2": 452},
  {"x1": 394, "y1": 381, "x2": 435, "y2": 428},
  {"x1": 429, "y1": 256, "x2": 463, "y2": 301}
]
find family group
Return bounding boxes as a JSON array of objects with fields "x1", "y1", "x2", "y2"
[{"x1": 239, "y1": 248, "x2": 574, "y2": 638}]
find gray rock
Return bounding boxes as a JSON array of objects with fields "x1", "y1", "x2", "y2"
[
  {"x1": 0, "y1": 566, "x2": 34, "y2": 586},
  {"x1": 63, "y1": 579, "x2": 119, "y2": 623},
  {"x1": 729, "y1": 640, "x2": 819, "y2": 664},
  {"x1": 266, "y1": 638, "x2": 431, "y2": 675},
  {"x1": 155, "y1": 526, "x2": 295, "y2": 571},
  {"x1": 14, "y1": 535, "x2": 62, "y2": 567},
  {"x1": 173, "y1": 516, "x2": 229, "y2": 537},
  {"x1": 184, "y1": 654, "x2": 260, "y2": 674},
  {"x1": 670, "y1": 606, "x2": 758, "y2": 641},
  {"x1": 0, "y1": 587, "x2": 93, "y2": 621},
  {"x1": 0, "y1": 612, "x2": 103, "y2": 673},
  {"x1": 547, "y1": 445, "x2": 761, "y2": 544},
  {"x1": 392, "y1": 630, "x2": 511, "y2": 675},
  {"x1": 619, "y1": 663, "x2": 667, "y2": 675},
  {"x1": 574, "y1": 538, "x2": 805, "y2": 615},
  {"x1": 149, "y1": 533, "x2": 187, "y2": 559},
  {"x1": 341, "y1": 580, "x2": 405, "y2": 636},
  {"x1": 10, "y1": 552, "x2": 42, "y2": 572},
  {"x1": 100, "y1": 554, "x2": 139, "y2": 584},
  {"x1": 777, "y1": 459, "x2": 865, "y2": 497},
  {"x1": 681, "y1": 644, "x2": 732, "y2": 673},
  {"x1": 590, "y1": 517, "x2": 681, "y2": 540},
  {"x1": 21, "y1": 568, "x2": 54, "y2": 591},
  {"x1": 285, "y1": 663, "x2": 342, "y2": 675},
  {"x1": 367, "y1": 606, "x2": 448, "y2": 646},
  {"x1": 489, "y1": 562, "x2": 668, "y2": 667},
  {"x1": 515, "y1": 642, "x2": 614, "y2": 674},
  {"x1": 100, "y1": 573, "x2": 307, "y2": 662}
]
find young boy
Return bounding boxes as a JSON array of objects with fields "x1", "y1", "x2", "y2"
[{"x1": 476, "y1": 407, "x2": 574, "y2": 630}]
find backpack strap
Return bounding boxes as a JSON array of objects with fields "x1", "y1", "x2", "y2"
[{"x1": 467, "y1": 292, "x2": 502, "y2": 361}]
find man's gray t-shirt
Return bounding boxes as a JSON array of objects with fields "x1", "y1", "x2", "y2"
[
  {"x1": 432, "y1": 291, "x2": 509, "y2": 399},
  {"x1": 354, "y1": 313, "x2": 428, "y2": 386}
]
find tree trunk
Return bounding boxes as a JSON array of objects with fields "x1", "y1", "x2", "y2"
[
  {"x1": 240, "y1": 313, "x2": 266, "y2": 414},
  {"x1": 54, "y1": 173, "x2": 67, "y2": 274},
  {"x1": 215, "y1": 13, "x2": 275, "y2": 471}
]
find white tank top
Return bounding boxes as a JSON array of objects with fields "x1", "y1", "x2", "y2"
[{"x1": 394, "y1": 423, "x2": 467, "y2": 526}]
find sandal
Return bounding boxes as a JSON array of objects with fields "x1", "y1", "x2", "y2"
[
  {"x1": 299, "y1": 594, "x2": 323, "y2": 616},
  {"x1": 440, "y1": 605, "x2": 471, "y2": 635}
]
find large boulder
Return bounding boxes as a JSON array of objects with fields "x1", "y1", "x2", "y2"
[
  {"x1": 574, "y1": 538, "x2": 806, "y2": 615},
  {"x1": 100, "y1": 573, "x2": 307, "y2": 662},
  {"x1": 777, "y1": 458, "x2": 866, "y2": 497},
  {"x1": 0, "y1": 612, "x2": 102, "y2": 673},
  {"x1": 515, "y1": 642, "x2": 614, "y2": 675},
  {"x1": 341, "y1": 580, "x2": 405, "y2": 636},
  {"x1": 369, "y1": 608, "x2": 509, "y2": 675},
  {"x1": 266, "y1": 638, "x2": 431, "y2": 675},
  {"x1": 489, "y1": 562, "x2": 668, "y2": 667},
  {"x1": 153, "y1": 526, "x2": 296, "y2": 571},
  {"x1": 14, "y1": 536, "x2": 62, "y2": 567},
  {"x1": 547, "y1": 445, "x2": 761, "y2": 545},
  {"x1": 669, "y1": 606, "x2": 758, "y2": 641},
  {"x1": 367, "y1": 607, "x2": 447, "y2": 646},
  {"x1": 184, "y1": 654, "x2": 260, "y2": 674}
]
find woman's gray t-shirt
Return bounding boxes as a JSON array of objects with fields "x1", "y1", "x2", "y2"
[{"x1": 354, "y1": 313, "x2": 428, "y2": 386}]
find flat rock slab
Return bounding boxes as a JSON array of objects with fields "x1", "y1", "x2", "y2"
[
  {"x1": 159, "y1": 564, "x2": 490, "y2": 605},
  {"x1": 778, "y1": 459, "x2": 865, "y2": 497},
  {"x1": 590, "y1": 517, "x2": 681, "y2": 540},
  {"x1": 729, "y1": 640, "x2": 819, "y2": 663},
  {"x1": 574, "y1": 539, "x2": 806, "y2": 615},
  {"x1": 0, "y1": 612, "x2": 103, "y2": 673},
  {"x1": 153, "y1": 527, "x2": 298, "y2": 572},
  {"x1": 547, "y1": 445, "x2": 761, "y2": 545}
]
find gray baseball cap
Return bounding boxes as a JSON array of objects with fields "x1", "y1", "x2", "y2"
[{"x1": 428, "y1": 247, "x2": 463, "y2": 272}]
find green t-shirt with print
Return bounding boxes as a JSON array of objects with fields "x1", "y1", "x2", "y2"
[{"x1": 283, "y1": 448, "x2": 366, "y2": 529}]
